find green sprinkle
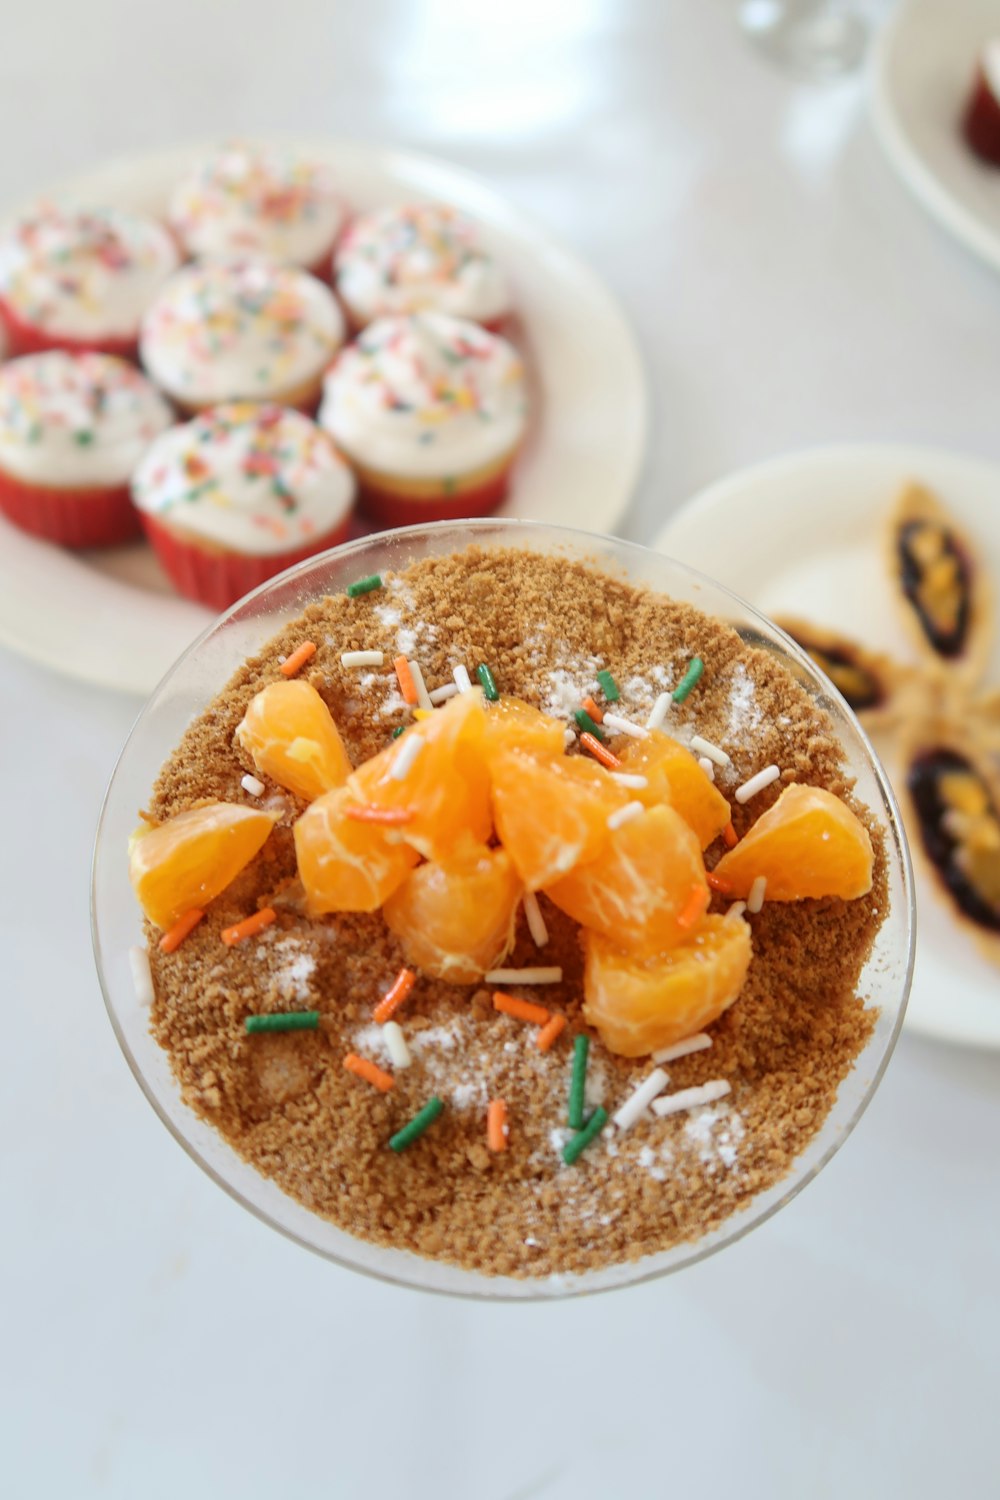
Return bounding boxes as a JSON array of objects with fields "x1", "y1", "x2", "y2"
[
  {"x1": 596, "y1": 670, "x2": 620, "y2": 702},
  {"x1": 391, "y1": 725, "x2": 408, "y2": 739},
  {"x1": 245, "y1": 1011, "x2": 319, "y2": 1034},
  {"x1": 476, "y1": 663, "x2": 499, "y2": 701},
  {"x1": 562, "y1": 1106, "x2": 608, "y2": 1166},
  {"x1": 672, "y1": 657, "x2": 704, "y2": 704},
  {"x1": 568, "y1": 1034, "x2": 590, "y2": 1129},
  {"x1": 390, "y1": 1096, "x2": 444, "y2": 1153},
  {"x1": 574, "y1": 709, "x2": 605, "y2": 741},
  {"x1": 74, "y1": 430, "x2": 94, "y2": 446},
  {"x1": 346, "y1": 573, "x2": 383, "y2": 598}
]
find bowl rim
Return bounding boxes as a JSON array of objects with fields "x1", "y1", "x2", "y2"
[{"x1": 91, "y1": 516, "x2": 916, "y2": 1300}]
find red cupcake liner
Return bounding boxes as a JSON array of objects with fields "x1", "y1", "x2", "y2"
[
  {"x1": 141, "y1": 512, "x2": 353, "y2": 611},
  {"x1": 356, "y1": 462, "x2": 514, "y2": 530},
  {"x1": 0, "y1": 296, "x2": 139, "y2": 361},
  {"x1": 963, "y1": 69, "x2": 1000, "y2": 166},
  {"x1": 0, "y1": 467, "x2": 143, "y2": 548}
]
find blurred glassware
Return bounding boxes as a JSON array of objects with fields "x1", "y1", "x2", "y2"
[{"x1": 739, "y1": 0, "x2": 870, "y2": 78}]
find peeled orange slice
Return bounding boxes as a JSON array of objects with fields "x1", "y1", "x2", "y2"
[
  {"x1": 348, "y1": 690, "x2": 492, "y2": 863},
  {"x1": 482, "y1": 697, "x2": 566, "y2": 761},
  {"x1": 383, "y1": 845, "x2": 522, "y2": 983},
  {"x1": 711, "y1": 783, "x2": 874, "y2": 900},
  {"x1": 236, "y1": 680, "x2": 352, "y2": 803},
  {"x1": 545, "y1": 803, "x2": 709, "y2": 955},
  {"x1": 618, "y1": 731, "x2": 731, "y2": 848},
  {"x1": 583, "y1": 915, "x2": 753, "y2": 1057},
  {"x1": 294, "y1": 784, "x2": 420, "y2": 913},
  {"x1": 491, "y1": 746, "x2": 629, "y2": 890},
  {"x1": 129, "y1": 802, "x2": 277, "y2": 929}
]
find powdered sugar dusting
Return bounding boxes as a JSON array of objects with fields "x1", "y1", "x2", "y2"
[
  {"x1": 271, "y1": 939, "x2": 317, "y2": 1003},
  {"x1": 683, "y1": 1105, "x2": 745, "y2": 1171},
  {"x1": 727, "y1": 664, "x2": 762, "y2": 738}
]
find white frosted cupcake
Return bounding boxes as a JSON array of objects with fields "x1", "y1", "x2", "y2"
[
  {"x1": 0, "y1": 351, "x2": 173, "y2": 547},
  {"x1": 139, "y1": 260, "x2": 345, "y2": 414},
  {"x1": 334, "y1": 203, "x2": 510, "y2": 331},
  {"x1": 132, "y1": 401, "x2": 356, "y2": 609},
  {"x1": 0, "y1": 203, "x2": 179, "y2": 358},
  {"x1": 169, "y1": 142, "x2": 346, "y2": 273},
  {"x1": 318, "y1": 311, "x2": 527, "y2": 526}
]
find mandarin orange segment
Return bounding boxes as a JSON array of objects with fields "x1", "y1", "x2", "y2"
[
  {"x1": 348, "y1": 690, "x2": 492, "y2": 863},
  {"x1": 236, "y1": 680, "x2": 353, "y2": 803},
  {"x1": 129, "y1": 802, "x2": 277, "y2": 929},
  {"x1": 544, "y1": 803, "x2": 709, "y2": 956},
  {"x1": 490, "y1": 746, "x2": 629, "y2": 890},
  {"x1": 583, "y1": 915, "x2": 753, "y2": 1057},
  {"x1": 618, "y1": 731, "x2": 731, "y2": 848},
  {"x1": 711, "y1": 783, "x2": 874, "y2": 900},
  {"x1": 294, "y1": 784, "x2": 420, "y2": 913},
  {"x1": 481, "y1": 697, "x2": 567, "y2": 761},
  {"x1": 383, "y1": 846, "x2": 522, "y2": 983}
]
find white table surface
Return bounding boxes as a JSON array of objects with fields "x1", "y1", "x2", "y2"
[{"x1": 2, "y1": 3, "x2": 999, "y2": 1496}]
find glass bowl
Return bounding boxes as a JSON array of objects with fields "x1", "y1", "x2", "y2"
[{"x1": 92, "y1": 519, "x2": 915, "y2": 1299}]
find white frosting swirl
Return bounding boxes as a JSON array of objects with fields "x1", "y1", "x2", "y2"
[
  {"x1": 0, "y1": 203, "x2": 179, "y2": 341},
  {"x1": 132, "y1": 402, "x2": 355, "y2": 556},
  {"x1": 318, "y1": 312, "x2": 527, "y2": 479},
  {"x1": 0, "y1": 351, "x2": 173, "y2": 487},
  {"x1": 169, "y1": 142, "x2": 346, "y2": 268},
  {"x1": 335, "y1": 203, "x2": 510, "y2": 326},
  {"x1": 140, "y1": 260, "x2": 345, "y2": 407}
]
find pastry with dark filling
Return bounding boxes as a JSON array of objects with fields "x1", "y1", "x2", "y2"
[{"x1": 885, "y1": 483, "x2": 992, "y2": 685}]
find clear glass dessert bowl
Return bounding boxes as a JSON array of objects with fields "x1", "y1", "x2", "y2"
[{"x1": 92, "y1": 519, "x2": 915, "y2": 1300}]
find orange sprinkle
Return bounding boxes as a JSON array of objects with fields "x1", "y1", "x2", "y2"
[
  {"x1": 579, "y1": 731, "x2": 622, "y2": 770},
  {"x1": 535, "y1": 1013, "x2": 567, "y2": 1052},
  {"x1": 723, "y1": 821, "x2": 738, "y2": 849},
  {"x1": 280, "y1": 641, "x2": 317, "y2": 678},
  {"x1": 706, "y1": 871, "x2": 734, "y2": 895},
  {"x1": 487, "y1": 1098, "x2": 508, "y2": 1152},
  {"x1": 343, "y1": 1053, "x2": 394, "y2": 1093},
  {"x1": 221, "y1": 907, "x2": 277, "y2": 945},
  {"x1": 344, "y1": 804, "x2": 414, "y2": 825},
  {"x1": 677, "y1": 883, "x2": 710, "y2": 930},
  {"x1": 374, "y1": 967, "x2": 416, "y2": 1025},
  {"x1": 493, "y1": 992, "x2": 550, "y2": 1026},
  {"x1": 581, "y1": 695, "x2": 604, "y2": 724},
  {"x1": 393, "y1": 655, "x2": 418, "y2": 705},
  {"x1": 158, "y1": 907, "x2": 204, "y2": 953}
]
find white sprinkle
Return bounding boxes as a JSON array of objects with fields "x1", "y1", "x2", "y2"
[
  {"x1": 747, "y1": 876, "x2": 767, "y2": 914},
  {"x1": 564, "y1": 727, "x2": 577, "y2": 747},
  {"x1": 522, "y1": 890, "x2": 549, "y2": 948},
  {"x1": 652, "y1": 1080, "x2": 731, "y2": 1116},
  {"x1": 408, "y1": 659, "x2": 433, "y2": 712},
  {"x1": 727, "y1": 900, "x2": 747, "y2": 920},
  {"x1": 602, "y1": 712, "x2": 649, "y2": 740},
  {"x1": 129, "y1": 945, "x2": 154, "y2": 1008},
  {"x1": 341, "y1": 650, "x2": 384, "y2": 668},
  {"x1": 453, "y1": 664, "x2": 473, "y2": 694},
  {"x1": 390, "y1": 734, "x2": 424, "y2": 780},
  {"x1": 734, "y1": 765, "x2": 781, "y2": 804},
  {"x1": 609, "y1": 772, "x2": 648, "y2": 789},
  {"x1": 652, "y1": 1033, "x2": 713, "y2": 1064},
  {"x1": 607, "y1": 800, "x2": 644, "y2": 830},
  {"x1": 429, "y1": 682, "x2": 459, "y2": 705},
  {"x1": 613, "y1": 1067, "x2": 670, "y2": 1132},
  {"x1": 646, "y1": 692, "x2": 671, "y2": 730},
  {"x1": 382, "y1": 1021, "x2": 412, "y2": 1069},
  {"x1": 240, "y1": 773, "x2": 265, "y2": 797},
  {"x1": 698, "y1": 756, "x2": 715, "y2": 782},
  {"x1": 690, "y1": 734, "x2": 730, "y2": 767},
  {"x1": 486, "y1": 966, "x2": 563, "y2": 984}
]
